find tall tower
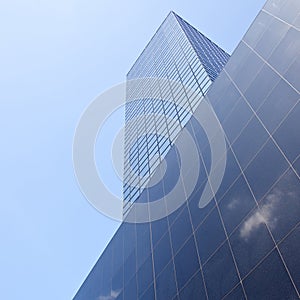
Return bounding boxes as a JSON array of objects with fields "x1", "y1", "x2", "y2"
[{"x1": 123, "y1": 12, "x2": 230, "y2": 215}]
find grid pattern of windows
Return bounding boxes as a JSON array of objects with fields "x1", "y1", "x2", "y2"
[
  {"x1": 74, "y1": 1, "x2": 300, "y2": 299},
  {"x1": 123, "y1": 12, "x2": 230, "y2": 214},
  {"x1": 174, "y1": 13, "x2": 230, "y2": 82}
]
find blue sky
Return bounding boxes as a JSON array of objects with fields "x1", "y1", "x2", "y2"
[{"x1": 0, "y1": 1, "x2": 265, "y2": 299}]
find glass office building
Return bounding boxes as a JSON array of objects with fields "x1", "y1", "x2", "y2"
[
  {"x1": 74, "y1": 0, "x2": 300, "y2": 299},
  {"x1": 123, "y1": 11, "x2": 230, "y2": 216}
]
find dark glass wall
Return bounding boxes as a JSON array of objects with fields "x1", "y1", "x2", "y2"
[{"x1": 74, "y1": 1, "x2": 300, "y2": 299}]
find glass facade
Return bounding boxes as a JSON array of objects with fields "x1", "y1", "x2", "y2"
[
  {"x1": 74, "y1": 1, "x2": 300, "y2": 299},
  {"x1": 124, "y1": 12, "x2": 230, "y2": 215}
]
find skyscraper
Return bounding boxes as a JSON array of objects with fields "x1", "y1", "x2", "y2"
[
  {"x1": 74, "y1": 0, "x2": 300, "y2": 299},
  {"x1": 123, "y1": 12, "x2": 230, "y2": 216}
]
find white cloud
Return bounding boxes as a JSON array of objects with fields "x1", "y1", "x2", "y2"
[
  {"x1": 239, "y1": 188, "x2": 280, "y2": 241},
  {"x1": 239, "y1": 210, "x2": 266, "y2": 241},
  {"x1": 239, "y1": 169, "x2": 300, "y2": 241},
  {"x1": 227, "y1": 197, "x2": 239, "y2": 210},
  {"x1": 98, "y1": 289, "x2": 121, "y2": 300}
]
